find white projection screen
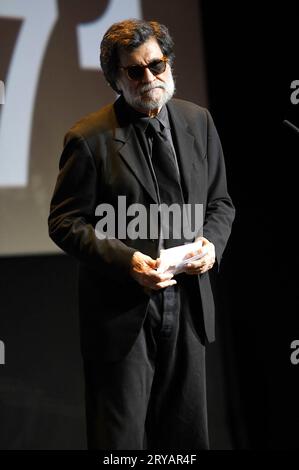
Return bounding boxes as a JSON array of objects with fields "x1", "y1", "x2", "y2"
[{"x1": 0, "y1": 0, "x2": 207, "y2": 255}]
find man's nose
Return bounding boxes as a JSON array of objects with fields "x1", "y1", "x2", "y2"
[{"x1": 142, "y1": 67, "x2": 156, "y2": 82}]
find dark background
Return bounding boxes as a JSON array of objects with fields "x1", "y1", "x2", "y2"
[
  {"x1": 1, "y1": 0, "x2": 299, "y2": 449},
  {"x1": 201, "y1": 1, "x2": 299, "y2": 449}
]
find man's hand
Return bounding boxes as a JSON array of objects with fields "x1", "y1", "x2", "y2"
[
  {"x1": 130, "y1": 251, "x2": 177, "y2": 290},
  {"x1": 183, "y1": 237, "x2": 216, "y2": 275}
]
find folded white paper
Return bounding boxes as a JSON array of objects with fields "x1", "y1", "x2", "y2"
[{"x1": 157, "y1": 240, "x2": 208, "y2": 275}]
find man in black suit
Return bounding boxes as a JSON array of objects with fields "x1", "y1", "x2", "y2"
[{"x1": 48, "y1": 19, "x2": 235, "y2": 450}]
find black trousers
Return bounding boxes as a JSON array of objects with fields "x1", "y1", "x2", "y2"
[{"x1": 83, "y1": 277, "x2": 209, "y2": 450}]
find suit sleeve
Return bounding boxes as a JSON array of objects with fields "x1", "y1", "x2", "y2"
[
  {"x1": 48, "y1": 132, "x2": 136, "y2": 281},
  {"x1": 202, "y1": 109, "x2": 235, "y2": 269}
]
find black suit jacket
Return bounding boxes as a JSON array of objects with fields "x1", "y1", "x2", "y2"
[{"x1": 48, "y1": 96, "x2": 235, "y2": 361}]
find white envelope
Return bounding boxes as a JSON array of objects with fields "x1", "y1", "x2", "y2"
[{"x1": 157, "y1": 240, "x2": 207, "y2": 275}]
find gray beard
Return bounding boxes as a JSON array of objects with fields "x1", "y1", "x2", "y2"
[{"x1": 123, "y1": 75, "x2": 175, "y2": 113}]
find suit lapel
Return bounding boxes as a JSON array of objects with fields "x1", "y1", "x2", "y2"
[
  {"x1": 114, "y1": 123, "x2": 158, "y2": 203},
  {"x1": 112, "y1": 96, "x2": 158, "y2": 202},
  {"x1": 166, "y1": 101, "x2": 195, "y2": 204}
]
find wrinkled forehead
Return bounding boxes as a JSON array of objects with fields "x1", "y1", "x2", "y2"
[{"x1": 118, "y1": 37, "x2": 163, "y2": 67}]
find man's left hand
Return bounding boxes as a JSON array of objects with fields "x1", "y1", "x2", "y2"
[{"x1": 183, "y1": 237, "x2": 216, "y2": 275}]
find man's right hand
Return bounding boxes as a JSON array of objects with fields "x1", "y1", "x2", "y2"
[{"x1": 130, "y1": 251, "x2": 177, "y2": 291}]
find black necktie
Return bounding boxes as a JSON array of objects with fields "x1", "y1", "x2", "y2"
[{"x1": 147, "y1": 118, "x2": 187, "y2": 248}]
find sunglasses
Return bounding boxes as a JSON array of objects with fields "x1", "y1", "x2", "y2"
[{"x1": 121, "y1": 56, "x2": 168, "y2": 81}]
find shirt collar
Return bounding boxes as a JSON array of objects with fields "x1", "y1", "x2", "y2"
[
  {"x1": 154, "y1": 105, "x2": 170, "y2": 131},
  {"x1": 122, "y1": 99, "x2": 170, "y2": 132}
]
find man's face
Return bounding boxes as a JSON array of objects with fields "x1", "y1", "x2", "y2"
[{"x1": 116, "y1": 37, "x2": 175, "y2": 115}]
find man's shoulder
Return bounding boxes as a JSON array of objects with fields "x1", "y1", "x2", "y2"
[
  {"x1": 65, "y1": 102, "x2": 116, "y2": 143},
  {"x1": 167, "y1": 98, "x2": 211, "y2": 133},
  {"x1": 168, "y1": 98, "x2": 208, "y2": 118}
]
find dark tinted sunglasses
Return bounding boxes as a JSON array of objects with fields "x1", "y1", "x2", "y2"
[{"x1": 121, "y1": 56, "x2": 168, "y2": 81}]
